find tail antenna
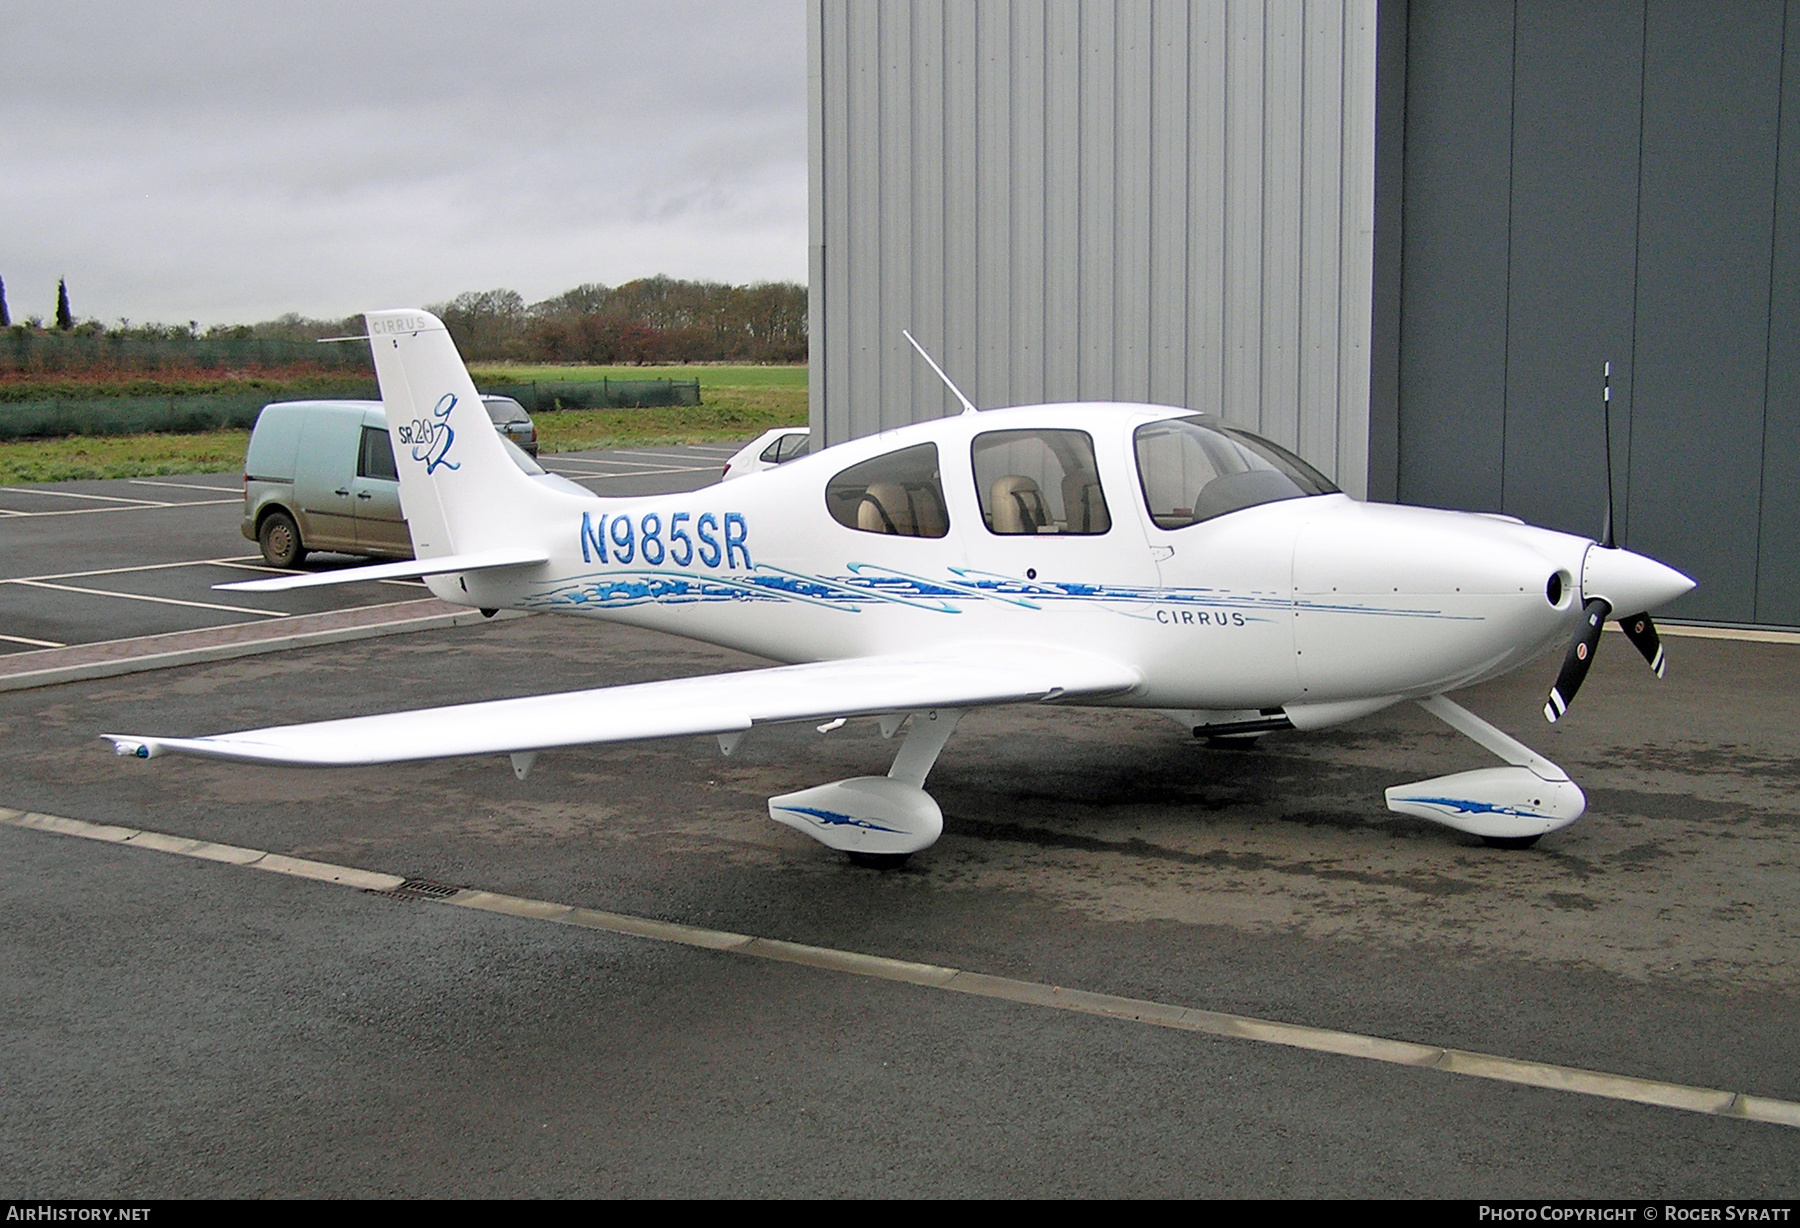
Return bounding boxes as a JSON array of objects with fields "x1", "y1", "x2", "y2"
[
  {"x1": 902, "y1": 330, "x2": 978, "y2": 415},
  {"x1": 1601, "y1": 360, "x2": 1617, "y2": 548}
]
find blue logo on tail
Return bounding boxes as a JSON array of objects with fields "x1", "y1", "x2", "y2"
[{"x1": 395, "y1": 393, "x2": 460, "y2": 474}]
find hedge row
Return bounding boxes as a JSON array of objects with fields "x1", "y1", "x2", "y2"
[{"x1": 0, "y1": 379, "x2": 702, "y2": 440}]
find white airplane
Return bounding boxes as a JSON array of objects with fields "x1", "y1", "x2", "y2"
[{"x1": 105, "y1": 309, "x2": 1694, "y2": 864}]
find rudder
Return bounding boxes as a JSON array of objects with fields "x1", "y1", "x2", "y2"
[{"x1": 366, "y1": 309, "x2": 550, "y2": 559}]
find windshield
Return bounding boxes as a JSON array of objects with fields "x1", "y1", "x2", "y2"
[{"x1": 1133, "y1": 415, "x2": 1336, "y2": 529}]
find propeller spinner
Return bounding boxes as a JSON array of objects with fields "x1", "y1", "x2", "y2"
[{"x1": 1543, "y1": 546, "x2": 1692, "y2": 723}]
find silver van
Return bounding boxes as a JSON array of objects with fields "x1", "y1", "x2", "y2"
[{"x1": 241, "y1": 398, "x2": 570, "y2": 567}]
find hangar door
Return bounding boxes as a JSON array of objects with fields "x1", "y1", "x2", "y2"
[{"x1": 1387, "y1": 0, "x2": 1800, "y2": 627}]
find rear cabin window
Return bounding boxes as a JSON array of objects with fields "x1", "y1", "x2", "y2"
[
  {"x1": 825, "y1": 443, "x2": 949, "y2": 538},
  {"x1": 1133, "y1": 415, "x2": 1336, "y2": 529},
  {"x1": 971, "y1": 429, "x2": 1111, "y2": 535},
  {"x1": 760, "y1": 432, "x2": 811, "y2": 464},
  {"x1": 358, "y1": 426, "x2": 398, "y2": 481}
]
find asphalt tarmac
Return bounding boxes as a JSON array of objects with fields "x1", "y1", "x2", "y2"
[
  {"x1": 2, "y1": 450, "x2": 1797, "y2": 1197},
  {"x1": 0, "y1": 443, "x2": 735, "y2": 653}
]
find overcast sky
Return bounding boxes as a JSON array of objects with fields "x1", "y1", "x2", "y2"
[{"x1": 0, "y1": 1, "x2": 806, "y2": 327}]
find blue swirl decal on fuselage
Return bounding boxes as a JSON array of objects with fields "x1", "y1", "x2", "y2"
[
  {"x1": 524, "y1": 559, "x2": 1468, "y2": 626},
  {"x1": 1391, "y1": 795, "x2": 1551, "y2": 820},
  {"x1": 773, "y1": 805, "x2": 904, "y2": 834},
  {"x1": 534, "y1": 510, "x2": 1483, "y2": 624}
]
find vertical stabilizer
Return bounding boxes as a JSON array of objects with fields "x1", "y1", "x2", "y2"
[{"x1": 365, "y1": 309, "x2": 550, "y2": 559}]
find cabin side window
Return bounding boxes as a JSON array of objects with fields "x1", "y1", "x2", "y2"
[
  {"x1": 970, "y1": 429, "x2": 1111, "y2": 535},
  {"x1": 825, "y1": 443, "x2": 950, "y2": 538},
  {"x1": 1133, "y1": 415, "x2": 1337, "y2": 529}
]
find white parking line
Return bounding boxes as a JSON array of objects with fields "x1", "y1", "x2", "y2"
[
  {"x1": 8, "y1": 579, "x2": 288, "y2": 618},
  {"x1": 0, "y1": 633, "x2": 65, "y2": 648},
  {"x1": 128, "y1": 479, "x2": 242, "y2": 493},
  {"x1": 5, "y1": 805, "x2": 1797, "y2": 1132},
  {"x1": 3, "y1": 555, "x2": 267, "y2": 585},
  {"x1": 0, "y1": 498, "x2": 241, "y2": 520},
  {"x1": 546, "y1": 454, "x2": 698, "y2": 468},
  {"x1": 599, "y1": 448, "x2": 736, "y2": 462},
  {"x1": 0, "y1": 486, "x2": 167, "y2": 506},
  {"x1": 546, "y1": 462, "x2": 722, "y2": 479}
]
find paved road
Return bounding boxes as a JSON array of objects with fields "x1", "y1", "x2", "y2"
[
  {"x1": 2, "y1": 449, "x2": 1797, "y2": 1196},
  {"x1": 0, "y1": 444, "x2": 736, "y2": 654}
]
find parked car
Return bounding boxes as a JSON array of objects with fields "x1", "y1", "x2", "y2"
[
  {"x1": 241, "y1": 399, "x2": 575, "y2": 567},
  {"x1": 481, "y1": 394, "x2": 538, "y2": 457},
  {"x1": 722, "y1": 427, "x2": 810, "y2": 480}
]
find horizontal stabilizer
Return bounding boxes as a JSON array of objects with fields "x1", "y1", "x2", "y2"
[
  {"x1": 214, "y1": 546, "x2": 549, "y2": 592},
  {"x1": 102, "y1": 644, "x2": 1139, "y2": 767}
]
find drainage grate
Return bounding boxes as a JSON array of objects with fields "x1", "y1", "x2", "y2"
[{"x1": 369, "y1": 878, "x2": 465, "y2": 902}]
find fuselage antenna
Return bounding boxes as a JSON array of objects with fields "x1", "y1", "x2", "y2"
[{"x1": 902, "y1": 330, "x2": 978, "y2": 415}]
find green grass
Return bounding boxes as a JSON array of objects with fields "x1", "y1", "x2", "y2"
[
  {"x1": 0, "y1": 430, "x2": 253, "y2": 484},
  {"x1": 534, "y1": 385, "x2": 804, "y2": 452},
  {"x1": 469, "y1": 363, "x2": 807, "y2": 389}
]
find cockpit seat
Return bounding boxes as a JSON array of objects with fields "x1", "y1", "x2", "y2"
[
  {"x1": 858, "y1": 483, "x2": 915, "y2": 535},
  {"x1": 1060, "y1": 470, "x2": 1110, "y2": 534},
  {"x1": 990, "y1": 475, "x2": 1050, "y2": 535}
]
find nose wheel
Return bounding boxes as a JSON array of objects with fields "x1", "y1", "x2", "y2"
[
  {"x1": 847, "y1": 851, "x2": 913, "y2": 870},
  {"x1": 1480, "y1": 834, "x2": 1543, "y2": 850}
]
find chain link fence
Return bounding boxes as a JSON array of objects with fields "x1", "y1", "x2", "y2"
[
  {"x1": 1, "y1": 332, "x2": 374, "y2": 375},
  {"x1": 480, "y1": 378, "x2": 701, "y2": 413}
]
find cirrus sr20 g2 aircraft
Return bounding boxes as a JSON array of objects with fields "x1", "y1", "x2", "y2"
[{"x1": 106, "y1": 309, "x2": 1694, "y2": 864}]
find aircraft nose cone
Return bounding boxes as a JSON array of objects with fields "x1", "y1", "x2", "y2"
[{"x1": 1581, "y1": 545, "x2": 1695, "y2": 614}]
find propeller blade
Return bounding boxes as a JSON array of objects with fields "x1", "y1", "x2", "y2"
[
  {"x1": 1617, "y1": 611, "x2": 1667, "y2": 678},
  {"x1": 1545, "y1": 598, "x2": 1612, "y2": 723}
]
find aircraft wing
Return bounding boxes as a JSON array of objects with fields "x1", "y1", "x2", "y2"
[{"x1": 102, "y1": 643, "x2": 1140, "y2": 767}]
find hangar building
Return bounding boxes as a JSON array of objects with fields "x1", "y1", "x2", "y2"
[{"x1": 806, "y1": 0, "x2": 1799, "y2": 628}]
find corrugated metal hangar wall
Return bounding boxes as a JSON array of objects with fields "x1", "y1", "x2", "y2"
[
  {"x1": 809, "y1": 1, "x2": 1798, "y2": 627},
  {"x1": 807, "y1": 0, "x2": 1379, "y2": 497},
  {"x1": 1371, "y1": 0, "x2": 1800, "y2": 628}
]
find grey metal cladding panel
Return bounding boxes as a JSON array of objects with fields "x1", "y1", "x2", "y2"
[
  {"x1": 847, "y1": 4, "x2": 884, "y2": 437},
  {"x1": 821, "y1": 1, "x2": 854, "y2": 444},
  {"x1": 1224, "y1": 0, "x2": 1266, "y2": 428},
  {"x1": 1011, "y1": 1, "x2": 1049, "y2": 407},
  {"x1": 1500, "y1": 0, "x2": 1645, "y2": 541},
  {"x1": 807, "y1": 0, "x2": 825, "y2": 440},
  {"x1": 1298, "y1": 0, "x2": 1346, "y2": 475},
  {"x1": 1044, "y1": 2, "x2": 1082, "y2": 400},
  {"x1": 1259, "y1": 0, "x2": 1305, "y2": 449},
  {"x1": 1078, "y1": 2, "x2": 1117, "y2": 400},
  {"x1": 911, "y1": 0, "x2": 947, "y2": 426},
  {"x1": 880, "y1": 0, "x2": 914, "y2": 430},
  {"x1": 1395, "y1": 0, "x2": 1514, "y2": 513},
  {"x1": 977, "y1": 1, "x2": 1013, "y2": 410},
  {"x1": 1186, "y1": 2, "x2": 1229, "y2": 417},
  {"x1": 1114, "y1": 0, "x2": 1155, "y2": 404},
  {"x1": 944, "y1": 2, "x2": 980, "y2": 422},
  {"x1": 1756, "y1": 0, "x2": 1800, "y2": 626},
  {"x1": 1335, "y1": 0, "x2": 1378, "y2": 501},
  {"x1": 1148, "y1": 2, "x2": 1191, "y2": 407},
  {"x1": 1629, "y1": 0, "x2": 1783, "y2": 623},
  {"x1": 1365, "y1": 0, "x2": 1409, "y2": 503}
]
